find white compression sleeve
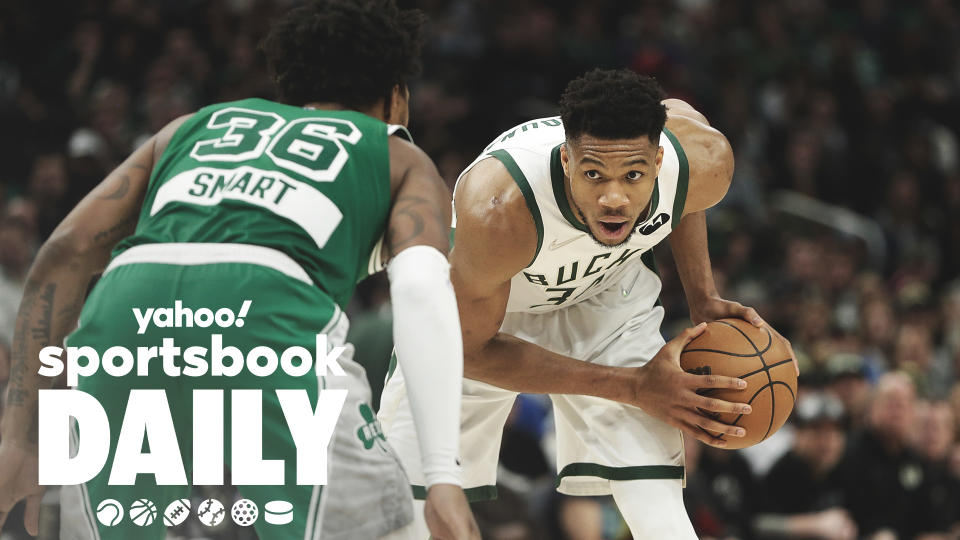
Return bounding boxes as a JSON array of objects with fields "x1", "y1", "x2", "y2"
[{"x1": 387, "y1": 245, "x2": 463, "y2": 487}]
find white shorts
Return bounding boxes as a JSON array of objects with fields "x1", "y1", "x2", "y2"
[{"x1": 378, "y1": 262, "x2": 685, "y2": 500}]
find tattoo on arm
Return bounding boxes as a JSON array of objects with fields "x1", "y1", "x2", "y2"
[
  {"x1": 387, "y1": 194, "x2": 446, "y2": 254},
  {"x1": 7, "y1": 281, "x2": 54, "y2": 408},
  {"x1": 92, "y1": 213, "x2": 138, "y2": 246},
  {"x1": 97, "y1": 163, "x2": 147, "y2": 201}
]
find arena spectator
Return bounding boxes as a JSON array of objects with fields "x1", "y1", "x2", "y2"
[
  {"x1": 754, "y1": 392, "x2": 856, "y2": 540},
  {"x1": 845, "y1": 372, "x2": 950, "y2": 538}
]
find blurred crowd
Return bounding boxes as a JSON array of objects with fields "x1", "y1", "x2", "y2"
[{"x1": 1, "y1": 0, "x2": 959, "y2": 539}]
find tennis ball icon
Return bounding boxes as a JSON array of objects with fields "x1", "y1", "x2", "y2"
[{"x1": 96, "y1": 499, "x2": 123, "y2": 527}]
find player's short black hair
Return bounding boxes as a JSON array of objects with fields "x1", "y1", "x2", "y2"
[
  {"x1": 560, "y1": 69, "x2": 667, "y2": 144},
  {"x1": 261, "y1": 0, "x2": 426, "y2": 109}
]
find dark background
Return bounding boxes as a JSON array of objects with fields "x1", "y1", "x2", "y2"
[{"x1": 0, "y1": 0, "x2": 958, "y2": 539}]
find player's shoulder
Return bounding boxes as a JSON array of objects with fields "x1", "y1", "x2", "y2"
[
  {"x1": 664, "y1": 114, "x2": 732, "y2": 166},
  {"x1": 386, "y1": 136, "x2": 452, "y2": 211},
  {"x1": 453, "y1": 157, "x2": 536, "y2": 271},
  {"x1": 665, "y1": 114, "x2": 734, "y2": 214}
]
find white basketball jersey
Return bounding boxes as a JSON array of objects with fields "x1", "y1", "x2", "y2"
[{"x1": 454, "y1": 116, "x2": 689, "y2": 314}]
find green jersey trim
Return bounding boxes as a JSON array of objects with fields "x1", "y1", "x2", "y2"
[
  {"x1": 555, "y1": 463, "x2": 684, "y2": 486},
  {"x1": 663, "y1": 127, "x2": 689, "y2": 227},
  {"x1": 411, "y1": 484, "x2": 497, "y2": 502},
  {"x1": 550, "y1": 143, "x2": 662, "y2": 233},
  {"x1": 488, "y1": 149, "x2": 543, "y2": 265},
  {"x1": 550, "y1": 144, "x2": 589, "y2": 234},
  {"x1": 641, "y1": 249, "x2": 663, "y2": 307}
]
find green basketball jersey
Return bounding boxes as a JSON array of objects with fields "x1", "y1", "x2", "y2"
[{"x1": 115, "y1": 98, "x2": 398, "y2": 308}]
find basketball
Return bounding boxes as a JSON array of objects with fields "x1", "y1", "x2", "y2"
[
  {"x1": 680, "y1": 318, "x2": 797, "y2": 450},
  {"x1": 128, "y1": 499, "x2": 158, "y2": 527}
]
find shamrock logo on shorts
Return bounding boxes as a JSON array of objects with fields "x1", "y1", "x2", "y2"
[{"x1": 356, "y1": 403, "x2": 388, "y2": 452}]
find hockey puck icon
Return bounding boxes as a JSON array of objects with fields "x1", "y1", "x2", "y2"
[{"x1": 263, "y1": 500, "x2": 293, "y2": 525}]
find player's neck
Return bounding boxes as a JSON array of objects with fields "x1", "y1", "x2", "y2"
[
  {"x1": 302, "y1": 101, "x2": 384, "y2": 122},
  {"x1": 561, "y1": 173, "x2": 587, "y2": 227}
]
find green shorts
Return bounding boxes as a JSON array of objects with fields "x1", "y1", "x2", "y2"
[{"x1": 58, "y1": 243, "x2": 412, "y2": 540}]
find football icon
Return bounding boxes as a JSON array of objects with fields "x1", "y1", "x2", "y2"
[
  {"x1": 163, "y1": 498, "x2": 191, "y2": 527},
  {"x1": 231, "y1": 499, "x2": 259, "y2": 526},
  {"x1": 196, "y1": 498, "x2": 226, "y2": 527},
  {"x1": 264, "y1": 500, "x2": 293, "y2": 525},
  {"x1": 129, "y1": 499, "x2": 158, "y2": 526},
  {"x1": 96, "y1": 499, "x2": 123, "y2": 527}
]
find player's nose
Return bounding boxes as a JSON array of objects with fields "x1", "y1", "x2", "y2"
[{"x1": 598, "y1": 182, "x2": 629, "y2": 210}]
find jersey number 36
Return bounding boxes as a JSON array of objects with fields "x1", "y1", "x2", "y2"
[{"x1": 189, "y1": 107, "x2": 362, "y2": 182}]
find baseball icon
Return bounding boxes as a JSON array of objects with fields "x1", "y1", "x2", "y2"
[
  {"x1": 96, "y1": 499, "x2": 123, "y2": 527},
  {"x1": 163, "y1": 498, "x2": 191, "y2": 527},
  {"x1": 231, "y1": 499, "x2": 259, "y2": 526},
  {"x1": 129, "y1": 499, "x2": 158, "y2": 526},
  {"x1": 196, "y1": 498, "x2": 226, "y2": 527},
  {"x1": 263, "y1": 500, "x2": 294, "y2": 525}
]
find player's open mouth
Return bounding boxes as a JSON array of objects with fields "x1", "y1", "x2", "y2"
[{"x1": 597, "y1": 219, "x2": 629, "y2": 239}]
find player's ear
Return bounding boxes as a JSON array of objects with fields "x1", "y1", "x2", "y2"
[
  {"x1": 386, "y1": 84, "x2": 410, "y2": 126},
  {"x1": 560, "y1": 142, "x2": 571, "y2": 177},
  {"x1": 655, "y1": 145, "x2": 664, "y2": 174}
]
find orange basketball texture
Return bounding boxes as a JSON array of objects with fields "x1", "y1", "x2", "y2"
[{"x1": 679, "y1": 318, "x2": 797, "y2": 450}]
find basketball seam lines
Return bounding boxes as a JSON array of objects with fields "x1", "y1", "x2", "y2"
[
  {"x1": 726, "y1": 358, "x2": 793, "y2": 380},
  {"x1": 718, "y1": 320, "x2": 776, "y2": 441}
]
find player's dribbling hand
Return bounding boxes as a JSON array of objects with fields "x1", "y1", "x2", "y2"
[
  {"x1": 689, "y1": 295, "x2": 799, "y2": 376},
  {"x1": 423, "y1": 483, "x2": 480, "y2": 540},
  {"x1": 0, "y1": 438, "x2": 45, "y2": 536},
  {"x1": 630, "y1": 322, "x2": 753, "y2": 449}
]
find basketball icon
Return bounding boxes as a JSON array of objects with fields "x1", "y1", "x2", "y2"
[
  {"x1": 680, "y1": 318, "x2": 797, "y2": 449},
  {"x1": 96, "y1": 499, "x2": 123, "y2": 527},
  {"x1": 129, "y1": 499, "x2": 158, "y2": 526},
  {"x1": 231, "y1": 499, "x2": 259, "y2": 526}
]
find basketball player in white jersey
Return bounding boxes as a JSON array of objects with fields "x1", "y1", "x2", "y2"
[{"x1": 379, "y1": 69, "x2": 795, "y2": 537}]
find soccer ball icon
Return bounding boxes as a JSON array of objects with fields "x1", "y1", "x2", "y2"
[
  {"x1": 196, "y1": 498, "x2": 226, "y2": 527},
  {"x1": 231, "y1": 499, "x2": 259, "y2": 526},
  {"x1": 95, "y1": 499, "x2": 123, "y2": 527},
  {"x1": 129, "y1": 499, "x2": 158, "y2": 526}
]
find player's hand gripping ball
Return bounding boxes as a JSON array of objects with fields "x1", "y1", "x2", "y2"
[{"x1": 680, "y1": 318, "x2": 797, "y2": 449}]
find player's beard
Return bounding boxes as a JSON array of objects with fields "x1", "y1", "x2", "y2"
[{"x1": 575, "y1": 204, "x2": 644, "y2": 248}]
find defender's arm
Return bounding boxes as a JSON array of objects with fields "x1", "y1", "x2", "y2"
[
  {"x1": 385, "y1": 137, "x2": 480, "y2": 540},
  {"x1": 0, "y1": 115, "x2": 189, "y2": 533}
]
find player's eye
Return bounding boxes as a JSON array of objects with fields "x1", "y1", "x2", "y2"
[
  {"x1": 626, "y1": 171, "x2": 643, "y2": 181},
  {"x1": 585, "y1": 170, "x2": 601, "y2": 180}
]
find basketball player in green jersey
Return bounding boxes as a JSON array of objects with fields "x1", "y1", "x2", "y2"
[
  {"x1": 0, "y1": 1, "x2": 478, "y2": 539},
  {"x1": 380, "y1": 69, "x2": 796, "y2": 538}
]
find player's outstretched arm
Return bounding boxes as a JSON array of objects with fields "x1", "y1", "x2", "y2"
[
  {"x1": 663, "y1": 103, "x2": 798, "y2": 374},
  {"x1": 453, "y1": 158, "x2": 752, "y2": 448},
  {"x1": 384, "y1": 137, "x2": 479, "y2": 540},
  {"x1": 0, "y1": 115, "x2": 189, "y2": 535}
]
